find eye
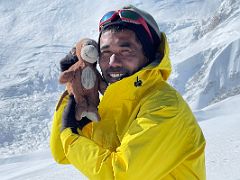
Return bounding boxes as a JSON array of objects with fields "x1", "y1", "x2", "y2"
[
  {"x1": 101, "y1": 50, "x2": 111, "y2": 55},
  {"x1": 121, "y1": 49, "x2": 132, "y2": 56},
  {"x1": 100, "y1": 51, "x2": 112, "y2": 59},
  {"x1": 84, "y1": 40, "x2": 95, "y2": 46}
]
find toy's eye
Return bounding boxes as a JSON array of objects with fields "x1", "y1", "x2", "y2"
[{"x1": 85, "y1": 41, "x2": 93, "y2": 46}]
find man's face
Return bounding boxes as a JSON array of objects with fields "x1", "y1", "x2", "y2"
[{"x1": 99, "y1": 29, "x2": 148, "y2": 84}]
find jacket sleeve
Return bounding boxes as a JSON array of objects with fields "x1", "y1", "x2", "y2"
[
  {"x1": 50, "y1": 92, "x2": 92, "y2": 164},
  {"x1": 59, "y1": 92, "x2": 205, "y2": 179}
]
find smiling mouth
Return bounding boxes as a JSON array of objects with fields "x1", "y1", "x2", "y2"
[
  {"x1": 106, "y1": 68, "x2": 129, "y2": 83},
  {"x1": 109, "y1": 73, "x2": 124, "y2": 78}
]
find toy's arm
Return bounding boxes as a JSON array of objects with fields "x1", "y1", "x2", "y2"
[
  {"x1": 59, "y1": 60, "x2": 86, "y2": 84},
  {"x1": 59, "y1": 71, "x2": 75, "y2": 84}
]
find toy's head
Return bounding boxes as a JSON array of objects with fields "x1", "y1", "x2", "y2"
[{"x1": 76, "y1": 38, "x2": 99, "y2": 64}]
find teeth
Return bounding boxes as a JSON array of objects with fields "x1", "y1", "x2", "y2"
[{"x1": 109, "y1": 73, "x2": 123, "y2": 78}]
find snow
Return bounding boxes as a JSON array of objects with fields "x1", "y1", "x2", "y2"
[
  {"x1": 0, "y1": 150, "x2": 86, "y2": 180},
  {"x1": 0, "y1": 0, "x2": 239, "y2": 179},
  {"x1": 196, "y1": 95, "x2": 240, "y2": 180},
  {"x1": 1, "y1": 95, "x2": 239, "y2": 180}
]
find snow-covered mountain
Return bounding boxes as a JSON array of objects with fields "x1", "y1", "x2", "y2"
[
  {"x1": 0, "y1": 0, "x2": 239, "y2": 179},
  {"x1": 169, "y1": 0, "x2": 240, "y2": 109}
]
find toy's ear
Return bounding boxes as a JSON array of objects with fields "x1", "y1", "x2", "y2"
[{"x1": 81, "y1": 44, "x2": 98, "y2": 63}]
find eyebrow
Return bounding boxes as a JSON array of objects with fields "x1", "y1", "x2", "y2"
[
  {"x1": 100, "y1": 41, "x2": 132, "y2": 52},
  {"x1": 119, "y1": 42, "x2": 131, "y2": 48}
]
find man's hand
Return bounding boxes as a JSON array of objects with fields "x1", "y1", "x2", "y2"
[
  {"x1": 60, "y1": 47, "x2": 78, "y2": 72},
  {"x1": 61, "y1": 95, "x2": 92, "y2": 133}
]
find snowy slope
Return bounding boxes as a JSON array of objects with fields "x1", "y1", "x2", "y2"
[
  {"x1": 0, "y1": 0, "x2": 240, "y2": 179},
  {"x1": 170, "y1": 38, "x2": 240, "y2": 109},
  {"x1": 0, "y1": 150, "x2": 87, "y2": 180},
  {"x1": 196, "y1": 95, "x2": 240, "y2": 180},
  {"x1": 169, "y1": 0, "x2": 240, "y2": 109},
  {"x1": 1, "y1": 94, "x2": 239, "y2": 180}
]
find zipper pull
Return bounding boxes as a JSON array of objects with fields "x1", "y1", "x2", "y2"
[{"x1": 134, "y1": 76, "x2": 142, "y2": 87}]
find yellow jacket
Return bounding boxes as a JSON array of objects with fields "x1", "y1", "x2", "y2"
[{"x1": 50, "y1": 33, "x2": 206, "y2": 180}]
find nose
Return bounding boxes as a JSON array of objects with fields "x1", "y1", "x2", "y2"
[{"x1": 109, "y1": 54, "x2": 121, "y2": 67}]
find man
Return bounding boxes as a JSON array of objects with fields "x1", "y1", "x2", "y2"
[{"x1": 50, "y1": 5, "x2": 206, "y2": 179}]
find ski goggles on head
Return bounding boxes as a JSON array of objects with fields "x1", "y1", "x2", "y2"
[{"x1": 99, "y1": 9, "x2": 153, "y2": 42}]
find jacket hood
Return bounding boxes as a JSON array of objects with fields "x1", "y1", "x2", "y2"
[
  {"x1": 149, "y1": 32, "x2": 172, "y2": 81},
  {"x1": 122, "y1": 5, "x2": 171, "y2": 81},
  {"x1": 123, "y1": 5, "x2": 161, "y2": 42}
]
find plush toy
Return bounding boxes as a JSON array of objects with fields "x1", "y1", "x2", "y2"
[{"x1": 59, "y1": 38, "x2": 107, "y2": 121}]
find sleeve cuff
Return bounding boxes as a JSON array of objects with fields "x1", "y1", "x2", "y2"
[
  {"x1": 60, "y1": 128, "x2": 83, "y2": 151},
  {"x1": 78, "y1": 117, "x2": 92, "y2": 130}
]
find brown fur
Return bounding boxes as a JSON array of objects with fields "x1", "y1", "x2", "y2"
[{"x1": 59, "y1": 38, "x2": 107, "y2": 121}]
